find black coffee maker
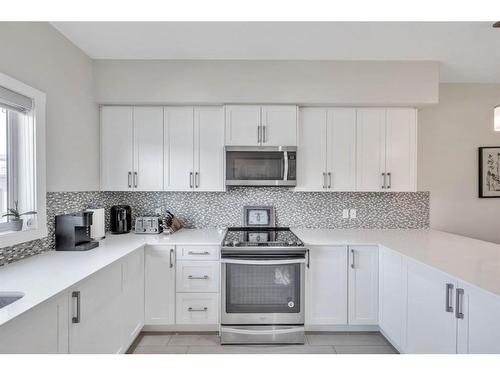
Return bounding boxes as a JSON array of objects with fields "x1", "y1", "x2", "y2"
[
  {"x1": 55, "y1": 212, "x2": 99, "y2": 251},
  {"x1": 110, "y1": 205, "x2": 132, "y2": 234}
]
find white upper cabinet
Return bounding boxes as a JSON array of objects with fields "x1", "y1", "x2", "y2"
[
  {"x1": 261, "y1": 105, "x2": 297, "y2": 146},
  {"x1": 348, "y1": 246, "x2": 379, "y2": 325},
  {"x1": 356, "y1": 108, "x2": 387, "y2": 191},
  {"x1": 133, "y1": 107, "x2": 164, "y2": 191},
  {"x1": 101, "y1": 106, "x2": 163, "y2": 191},
  {"x1": 164, "y1": 107, "x2": 195, "y2": 191},
  {"x1": 194, "y1": 107, "x2": 225, "y2": 191},
  {"x1": 306, "y1": 246, "x2": 348, "y2": 326},
  {"x1": 356, "y1": 107, "x2": 417, "y2": 192},
  {"x1": 297, "y1": 108, "x2": 356, "y2": 191},
  {"x1": 225, "y1": 105, "x2": 297, "y2": 146},
  {"x1": 327, "y1": 109, "x2": 357, "y2": 191},
  {"x1": 385, "y1": 108, "x2": 417, "y2": 191},
  {"x1": 100, "y1": 106, "x2": 134, "y2": 191}
]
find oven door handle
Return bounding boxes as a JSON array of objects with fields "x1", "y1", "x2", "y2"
[
  {"x1": 222, "y1": 326, "x2": 304, "y2": 335},
  {"x1": 221, "y1": 258, "x2": 305, "y2": 265},
  {"x1": 283, "y1": 151, "x2": 289, "y2": 181}
]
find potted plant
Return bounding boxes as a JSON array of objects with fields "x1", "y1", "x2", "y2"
[{"x1": 2, "y1": 201, "x2": 37, "y2": 231}]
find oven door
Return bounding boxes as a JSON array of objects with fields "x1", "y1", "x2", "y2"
[
  {"x1": 225, "y1": 146, "x2": 297, "y2": 186},
  {"x1": 221, "y1": 257, "x2": 305, "y2": 325}
]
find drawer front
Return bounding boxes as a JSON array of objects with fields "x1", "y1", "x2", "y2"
[
  {"x1": 176, "y1": 293, "x2": 219, "y2": 325},
  {"x1": 176, "y1": 261, "x2": 220, "y2": 293},
  {"x1": 176, "y1": 245, "x2": 220, "y2": 260}
]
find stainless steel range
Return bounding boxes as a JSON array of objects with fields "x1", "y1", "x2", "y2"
[{"x1": 220, "y1": 206, "x2": 307, "y2": 345}]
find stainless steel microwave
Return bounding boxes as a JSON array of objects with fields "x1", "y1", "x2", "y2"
[{"x1": 225, "y1": 146, "x2": 297, "y2": 187}]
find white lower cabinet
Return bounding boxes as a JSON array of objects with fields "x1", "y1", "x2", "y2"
[
  {"x1": 176, "y1": 293, "x2": 219, "y2": 325},
  {"x1": 0, "y1": 292, "x2": 69, "y2": 354},
  {"x1": 348, "y1": 246, "x2": 379, "y2": 325},
  {"x1": 122, "y1": 248, "x2": 145, "y2": 346},
  {"x1": 145, "y1": 246, "x2": 176, "y2": 325},
  {"x1": 176, "y1": 261, "x2": 219, "y2": 293},
  {"x1": 305, "y1": 246, "x2": 348, "y2": 326}
]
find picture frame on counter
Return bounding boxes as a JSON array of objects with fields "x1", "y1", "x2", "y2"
[{"x1": 478, "y1": 146, "x2": 500, "y2": 198}]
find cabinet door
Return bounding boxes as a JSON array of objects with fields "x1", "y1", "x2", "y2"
[
  {"x1": 348, "y1": 246, "x2": 379, "y2": 325},
  {"x1": 100, "y1": 106, "x2": 133, "y2": 191},
  {"x1": 296, "y1": 108, "x2": 328, "y2": 191},
  {"x1": 133, "y1": 107, "x2": 164, "y2": 191},
  {"x1": 457, "y1": 281, "x2": 500, "y2": 354},
  {"x1": 69, "y1": 261, "x2": 123, "y2": 353},
  {"x1": 385, "y1": 108, "x2": 417, "y2": 192},
  {"x1": 379, "y1": 246, "x2": 406, "y2": 350},
  {"x1": 145, "y1": 246, "x2": 176, "y2": 325},
  {"x1": 261, "y1": 105, "x2": 297, "y2": 146},
  {"x1": 405, "y1": 259, "x2": 457, "y2": 354},
  {"x1": 0, "y1": 292, "x2": 68, "y2": 354},
  {"x1": 122, "y1": 248, "x2": 145, "y2": 347},
  {"x1": 194, "y1": 107, "x2": 225, "y2": 191},
  {"x1": 176, "y1": 293, "x2": 219, "y2": 325},
  {"x1": 164, "y1": 107, "x2": 194, "y2": 191},
  {"x1": 356, "y1": 108, "x2": 386, "y2": 191},
  {"x1": 225, "y1": 105, "x2": 261, "y2": 146},
  {"x1": 306, "y1": 246, "x2": 348, "y2": 326},
  {"x1": 176, "y1": 260, "x2": 220, "y2": 293},
  {"x1": 327, "y1": 108, "x2": 356, "y2": 191}
]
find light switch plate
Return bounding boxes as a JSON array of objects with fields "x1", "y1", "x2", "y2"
[
  {"x1": 342, "y1": 209, "x2": 349, "y2": 219},
  {"x1": 155, "y1": 207, "x2": 162, "y2": 215},
  {"x1": 350, "y1": 209, "x2": 357, "y2": 219}
]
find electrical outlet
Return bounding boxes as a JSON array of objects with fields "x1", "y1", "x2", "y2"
[
  {"x1": 350, "y1": 209, "x2": 357, "y2": 219},
  {"x1": 154, "y1": 207, "x2": 162, "y2": 215},
  {"x1": 342, "y1": 209, "x2": 349, "y2": 219}
]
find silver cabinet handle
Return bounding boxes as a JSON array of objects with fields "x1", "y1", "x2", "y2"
[
  {"x1": 387, "y1": 172, "x2": 392, "y2": 189},
  {"x1": 328, "y1": 172, "x2": 332, "y2": 189},
  {"x1": 195, "y1": 172, "x2": 199, "y2": 188},
  {"x1": 445, "y1": 283, "x2": 454, "y2": 313},
  {"x1": 189, "y1": 172, "x2": 193, "y2": 188},
  {"x1": 323, "y1": 172, "x2": 327, "y2": 189},
  {"x1": 262, "y1": 125, "x2": 267, "y2": 143},
  {"x1": 456, "y1": 288, "x2": 465, "y2": 319},
  {"x1": 188, "y1": 251, "x2": 210, "y2": 255},
  {"x1": 188, "y1": 307, "x2": 208, "y2": 312},
  {"x1": 128, "y1": 172, "x2": 132, "y2": 188},
  {"x1": 133, "y1": 171, "x2": 138, "y2": 188},
  {"x1": 350, "y1": 249, "x2": 355, "y2": 269},
  {"x1": 381, "y1": 173, "x2": 386, "y2": 189},
  {"x1": 169, "y1": 248, "x2": 174, "y2": 268},
  {"x1": 188, "y1": 275, "x2": 209, "y2": 280},
  {"x1": 72, "y1": 291, "x2": 81, "y2": 323},
  {"x1": 257, "y1": 125, "x2": 262, "y2": 143},
  {"x1": 306, "y1": 249, "x2": 310, "y2": 268}
]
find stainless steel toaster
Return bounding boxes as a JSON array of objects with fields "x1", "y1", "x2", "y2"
[{"x1": 134, "y1": 216, "x2": 162, "y2": 234}]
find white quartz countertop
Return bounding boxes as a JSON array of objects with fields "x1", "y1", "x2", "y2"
[
  {"x1": 0, "y1": 229, "x2": 224, "y2": 327},
  {"x1": 293, "y1": 228, "x2": 500, "y2": 298}
]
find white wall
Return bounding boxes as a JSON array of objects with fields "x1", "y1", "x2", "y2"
[
  {"x1": 419, "y1": 83, "x2": 500, "y2": 243},
  {"x1": 0, "y1": 22, "x2": 99, "y2": 192},
  {"x1": 93, "y1": 60, "x2": 439, "y2": 106}
]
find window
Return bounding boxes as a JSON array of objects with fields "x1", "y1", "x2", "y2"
[{"x1": 0, "y1": 72, "x2": 46, "y2": 247}]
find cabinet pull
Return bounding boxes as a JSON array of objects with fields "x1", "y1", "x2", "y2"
[
  {"x1": 133, "y1": 171, "x2": 138, "y2": 188},
  {"x1": 445, "y1": 283, "x2": 454, "y2": 313},
  {"x1": 350, "y1": 249, "x2": 356, "y2": 269},
  {"x1": 188, "y1": 251, "x2": 210, "y2": 255},
  {"x1": 328, "y1": 172, "x2": 332, "y2": 189},
  {"x1": 262, "y1": 125, "x2": 267, "y2": 143},
  {"x1": 306, "y1": 249, "x2": 310, "y2": 268},
  {"x1": 188, "y1": 307, "x2": 208, "y2": 312},
  {"x1": 128, "y1": 172, "x2": 132, "y2": 188},
  {"x1": 257, "y1": 126, "x2": 261, "y2": 143},
  {"x1": 189, "y1": 172, "x2": 193, "y2": 188},
  {"x1": 456, "y1": 288, "x2": 465, "y2": 319},
  {"x1": 169, "y1": 248, "x2": 174, "y2": 268},
  {"x1": 323, "y1": 172, "x2": 327, "y2": 189},
  {"x1": 195, "y1": 172, "x2": 199, "y2": 188},
  {"x1": 188, "y1": 275, "x2": 209, "y2": 280},
  {"x1": 72, "y1": 291, "x2": 81, "y2": 323},
  {"x1": 381, "y1": 173, "x2": 386, "y2": 189},
  {"x1": 387, "y1": 172, "x2": 392, "y2": 189}
]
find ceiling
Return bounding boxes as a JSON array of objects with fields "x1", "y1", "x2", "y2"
[{"x1": 51, "y1": 22, "x2": 500, "y2": 83}]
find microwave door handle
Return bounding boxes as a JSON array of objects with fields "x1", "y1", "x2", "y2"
[
  {"x1": 221, "y1": 258, "x2": 305, "y2": 265},
  {"x1": 283, "y1": 151, "x2": 289, "y2": 181}
]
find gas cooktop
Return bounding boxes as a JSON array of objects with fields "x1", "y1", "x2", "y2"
[{"x1": 222, "y1": 227, "x2": 304, "y2": 248}]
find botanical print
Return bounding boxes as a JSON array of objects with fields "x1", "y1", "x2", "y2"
[{"x1": 479, "y1": 147, "x2": 500, "y2": 197}]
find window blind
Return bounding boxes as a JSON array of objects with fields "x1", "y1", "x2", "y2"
[{"x1": 0, "y1": 85, "x2": 33, "y2": 113}]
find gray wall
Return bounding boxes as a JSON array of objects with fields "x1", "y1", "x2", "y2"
[
  {"x1": 0, "y1": 22, "x2": 99, "y2": 192},
  {"x1": 93, "y1": 60, "x2": 439, "y2": 106},
  {"x1": 419, "y1": 83, "x2": 500, "y2": 243}
]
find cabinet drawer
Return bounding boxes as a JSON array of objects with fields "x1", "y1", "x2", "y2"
[
  {"x1": 176, "y1": 245, "x2": 220, "y2": 260},
  {"x1": 175, "y1": 293, "x2": 219, "y2": 325},
  {"x1": 176, "y1": 261, "x2": 220, "y2": 293}
]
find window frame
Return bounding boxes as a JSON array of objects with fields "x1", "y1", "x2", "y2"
[{"x1": 0, "y1": 72, "x2": 47, "y2": 247}]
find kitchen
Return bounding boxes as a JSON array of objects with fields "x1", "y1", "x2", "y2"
[{"x1": 1, "y1": 14, "x2": 500, "y2": 369}]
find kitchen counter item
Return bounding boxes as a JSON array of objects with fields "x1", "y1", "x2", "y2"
[
  {"x1": 135, "y1": 216, "x2": 162, "y2": 234},
  {"x1": 55, "y1": 212, "x2": 99, "y2": 252},
  {"x1": 110, "y1": 205, "x2": 131, "y2": 234},
  {"x1": 86, "y1": 207, "x2": 105, "y2": 240}
]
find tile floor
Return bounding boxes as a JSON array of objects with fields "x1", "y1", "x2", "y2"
[{"x1": 131, "y1": 332, "x2": 398, "y2": 354}]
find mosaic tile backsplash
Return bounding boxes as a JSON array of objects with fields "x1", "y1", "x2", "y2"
[{"x1": 0, "y1": 188, "x2": 429, "y2": 266}]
